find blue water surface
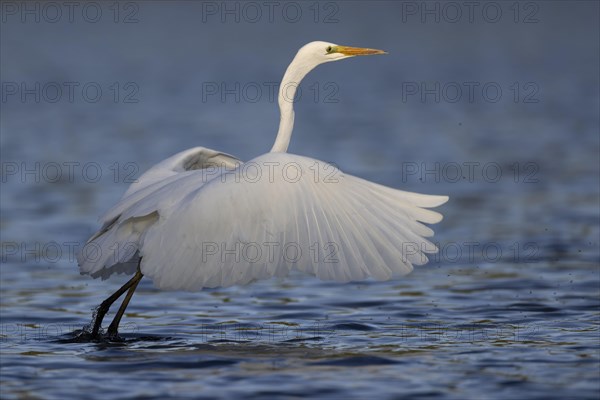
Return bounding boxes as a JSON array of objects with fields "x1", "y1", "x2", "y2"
[{"x1": 1, "y1": 2, "x2": 599, "y2": 399}]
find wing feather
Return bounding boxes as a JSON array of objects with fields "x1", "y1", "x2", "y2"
[
  {"x1": 79, "y1": 150, "x2": 448, "y2": 288},
  {"x1": 134, "y1": 152, "x2": 447, "y2": 290},
  {"x1": 78, "y1": 147, "x2": 241, "y2": 279}
]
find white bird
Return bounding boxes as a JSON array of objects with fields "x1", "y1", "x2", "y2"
[{"x1": 78, "y1": 41, "x2": 448, "y2": 339}]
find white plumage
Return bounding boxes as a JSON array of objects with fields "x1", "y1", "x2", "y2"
[
  {"x1": 79, "y1": 151, "x2": 446, "y2": 290},
  {"x1": 78, "y1": 41, "x2": 448, "y2": 338}
]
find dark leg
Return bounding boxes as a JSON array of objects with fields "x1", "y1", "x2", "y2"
[
  {"x1": 106, "y1": 270, "x2": 143, "y2": 338},
  {"x1": 90, "y1": 260, "x2": 143, "y2": 338}
]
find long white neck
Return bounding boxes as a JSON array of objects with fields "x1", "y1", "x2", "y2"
[{"x1": 270, "y1": 55, "x2": 319, "y2": 153}]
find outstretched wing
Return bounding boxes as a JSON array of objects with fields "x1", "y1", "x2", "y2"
[
  {"x1": 136, "y1": 152, "x2": 448, "y2": 290},
  {"x1": 77, "y1": 147, "x2": 241, "y2": 279}
]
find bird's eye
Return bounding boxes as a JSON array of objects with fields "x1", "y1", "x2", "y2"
[{"x1": 326, "y1": 46, "x2": 333, "y2": 53}]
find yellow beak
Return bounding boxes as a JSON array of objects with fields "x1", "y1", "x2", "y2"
[{"x1": 332, "y1": 45, "x2": 387, "y2": 56}]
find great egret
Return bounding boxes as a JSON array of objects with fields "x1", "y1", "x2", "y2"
[{"x1": 78, "y1": 41, "x2": 448, "y2": 339}]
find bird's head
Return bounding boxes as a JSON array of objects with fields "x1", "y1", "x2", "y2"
[{"x1": 296, "y1": 41, "x2": 387, "y2": 66}]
